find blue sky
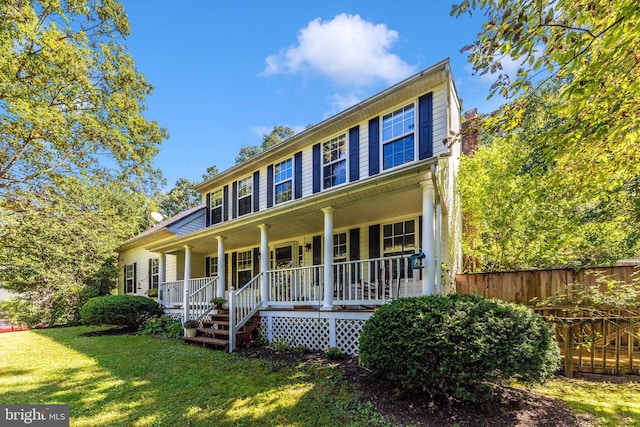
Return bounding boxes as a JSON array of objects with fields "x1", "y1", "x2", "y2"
[{"x1": 122, "y1": 1, "x2": 505, "y2": 188}]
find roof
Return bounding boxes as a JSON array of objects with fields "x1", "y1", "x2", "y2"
[{"x1": 117, "y1": 204, "x2": 206, "y2": 251}]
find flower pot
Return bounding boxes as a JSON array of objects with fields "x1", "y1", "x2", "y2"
[{"x1": 184, "y1": 328, "x2": 197, "y2": 338}]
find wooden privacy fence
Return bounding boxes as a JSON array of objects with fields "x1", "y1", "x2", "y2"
[
  {"x1": 456, "y1": 266, "x2": 640, "y2": 377},
  {"x1": 455, "y1": 266, "x2": 639, "y2": 305}
]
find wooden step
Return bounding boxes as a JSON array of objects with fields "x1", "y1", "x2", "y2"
[
  {"x1": 182, "y1": 335, "x2": 229, "y2": 351},
  {"x1": 201, "y1": 320, "x2": 230, "y2": 327}
]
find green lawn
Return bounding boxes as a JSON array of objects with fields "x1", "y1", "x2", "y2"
[
  {"x1": 2, "y1": 327, "x2": 639, "y2": 426},
  {"x1": 0, "y1": 327, "x2": 380, "y2": 427}
]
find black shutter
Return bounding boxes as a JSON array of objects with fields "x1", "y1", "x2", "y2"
[
  {"x1": 349, "y1": 228, "x2": 360, "y2": 282},
  {"x1": 205, "y1": 193, "x2": 211, "y2": 227},
  {"x1": 224, "y1": 253, "x2": 229, "y2": 290},
  {"x1": 368, "y1": 117, "x2": 380, "y2": 176},
  {"x1": 223, "y1": 185, "x2": 229, "y2": 221},
  {"x1": 205, "y1": 256, "x2": 211, "y2": 277},
  {"x1": 148, "y1": 259, "x2": 152, "y2": 289},
  {"x1": 419, "y1": 215, "x2": 423, "y2": 251},
  {"x1": 123, "y1": 265, "x2": 127, "y2": 293},
  {"x1": 312, "y1": 143, "x2": 321, "y2": 193},
  {"x1": 312, "y1": 236, "x2": 322, "y2": 265},
  {"x1": 348, "y1": 126, "x2": 360, "y2": 182},
  {"x1": 133, "y1": 262, "x2": 137, "y2": 293},
  {"x1": 368, "y1": 225, "x2": 380, "y2": 259},
  {"x1": 253, "y1": 171, "x2": 260, "y2": 212},
  {"x1": 349, "y1": 228, "x2": 360, "y2": 261},
  {"x1": 294, "y1": 151, "x2": 303, "y2": 199},
  {"x1": 253, "y1": 247, "x2": 260, "y2": 276},
  {"x1": 231, "y1": 252, "x2": 237, "y2": 289},
  {"x1": 231, "y1": 181, "x2": 238, "y2": 219},
  {"x1": 267, "y1": 164, "x2": 274, "y2": 208},
  {"x1": 418, "y1": 92, "x2": 433, "y2": 160}
]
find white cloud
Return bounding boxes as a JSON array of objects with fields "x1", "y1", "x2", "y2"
[
  {"x1": 261, "y1": 14, "x2": 416, "y2": 87},
  {"x1": 325, "y1": 91, "x2": 363, "y2": 118}
]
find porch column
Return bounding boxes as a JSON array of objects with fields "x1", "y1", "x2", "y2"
[
  {"x1": 158, "y1": 253, "x2": 166, "y2": 305},
  {"x1": 183, "y1": 245, "x2": 192, "y2": 321},
  {"x1": 259, "y1": 224, "x2": 270, "y2": 308},
  {"x1": 216, "y1": 236, "x2": 226, "y2": 298},
  {"x1": 420, "y1": 182, "x2": 436, "y2": 295},
  {"x1": 322, "y1": 206, "x2": 334, "y2": 310}
]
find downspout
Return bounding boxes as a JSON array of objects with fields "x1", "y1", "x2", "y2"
[{"x1": 430, "y1": 164, "x2": 442, "y2": 294}]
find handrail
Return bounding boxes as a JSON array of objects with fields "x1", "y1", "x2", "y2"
[
  {"x1": 228, "y1": 274, "x2": 262, "y2": 352},
  {"x1": 189, "y1": 276, "x2": 218, "y2": 321}
]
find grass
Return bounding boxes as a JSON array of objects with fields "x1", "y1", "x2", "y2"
[
  {"x1": 525, "y1": 376, "x2": 640, "y2": 426},
  {"x1": 1, "y1": 327, "x2": 639, "y2": 426},
  {"x1": 0, "y1": 327, "x2": 381, "y2": 427}
]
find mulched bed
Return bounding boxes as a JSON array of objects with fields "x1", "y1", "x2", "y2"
[{"x1": 236, "y1": 346, "x2": 595, "y2": 426}]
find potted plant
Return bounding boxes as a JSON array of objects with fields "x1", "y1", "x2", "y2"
[
  {"x1": 146, "y1": 288, "x2": 158, "y2": 299},
  {"x1": 183, "y1": 319, "x2": 199, "y2": 337},
  {"x1": 209, "y1": 297, "x2": 227, "y2": 314}
]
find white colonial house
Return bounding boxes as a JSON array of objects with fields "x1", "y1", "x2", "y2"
[{"x1": 116, "y1": 58, "x2": 463, "y2": 354}]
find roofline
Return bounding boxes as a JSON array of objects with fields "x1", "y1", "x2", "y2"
[{"x1": 195, "y1": 58, "x2": 452, "y2": 193}]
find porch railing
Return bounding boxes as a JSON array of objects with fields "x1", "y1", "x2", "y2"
[
  {"x1": 229, "y1": 274, "x2": 263, "y2": 352},
  {"x1": 268, "y1": 265, "x2": 323, "y2": 306},
  {"x1": 159, "y1": 280, "x2": 184, "y2": 308},
  {"x1": 189, "y1": 276, "x2": 218, "y2": 321}
]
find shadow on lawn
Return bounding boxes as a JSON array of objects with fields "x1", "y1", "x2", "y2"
[{"x1": 20, "y1": 327, "x2": 360, "y2": 427}]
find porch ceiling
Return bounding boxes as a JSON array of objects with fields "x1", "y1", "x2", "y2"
[{"x1": 148, "y1": 160, "x2": 436, "y2": 256}]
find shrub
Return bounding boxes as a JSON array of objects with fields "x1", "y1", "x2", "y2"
[
  {"x1": 80, "y1": 295, "x2": 163, "y2": 328},
  {"x1": 358, "y1": 294, "x2": 560, "y2": 403},
  {"x1": 138, "y1": 315, "x2": 182, "y2": 338},
  {"x1": 324, "y1": 347, "x2": 344, "y2": 360}
]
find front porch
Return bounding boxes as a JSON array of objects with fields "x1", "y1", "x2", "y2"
[{"x1": 160, "y1": 255, "x2": 426, "y2": 353}]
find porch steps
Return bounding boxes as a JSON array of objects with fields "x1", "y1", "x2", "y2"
[{"x1": 182, "y1": 313, "x2": 259, "y2": 352}]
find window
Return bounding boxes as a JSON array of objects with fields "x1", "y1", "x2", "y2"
[
  {"x1": 207, "y1": 257, "x2": 218, "y2": 277},
  {"x1": 210, "y1": 189, "x2": 223, "y2": 224},
  {"x1": 124, "y1": 263, "x2": 136, "y2": 293},
  {"x1": 150, "y1": 259, "x2": 159, "y2": 289},
  {"x1": 274, "y1": 159, "x2": 293, "y2": 204},
  {"x1": 382, "y1": 104, "x2": 415, "y2": 170},
  {"x1": 237, "y1": 250, "x2": 252, "y2": 287},
  {"x1": 383, "y1": 220, "x2": 416, "y2": 255},
  {"x1": 322, "y1": 134, "x2": 346, "y2": 189},
  {"x1": 333, "y1": 232, "x2": 347, "y2": 262},
  {"x1": 237, "y1": 177, "x2": 252, "y2": 216}
]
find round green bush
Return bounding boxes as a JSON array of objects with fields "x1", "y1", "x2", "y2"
[
  {"x1": 80, "y1": 295, "x2": 163, "y2": 328},
  {"x1": 358, "y1": 294, "x2": 560, "y2": 403}
]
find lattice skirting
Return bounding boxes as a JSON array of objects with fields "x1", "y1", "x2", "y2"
[{"x1": 258, "y1": 311, "x2": 371, "y2": 355}]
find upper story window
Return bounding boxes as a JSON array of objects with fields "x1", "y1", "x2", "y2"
[
  {"x1": 210, "y1": 189, "x2": 223, "y2": 225},
  {"x1": 382, "y1": 104, "x2": 415, "y2": 170},
  {"x1": 274, "y1": 159, "x2": 293, "y2": 204},
  {"x1": 322, "y1": 134, "x2": 346, "y2": 189},
  {"x1": 237, "y1": 177, "x2": 252, "y2": 216}
]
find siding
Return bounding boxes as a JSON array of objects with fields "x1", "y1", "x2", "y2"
[
  {"x1": 118, "y1": 247, "x2": 177, "y2": 294},
  {"x1": 431, "y1": 82, "x2": 448, "y2": 157},
  {"x1": 169, "y1": 211, "x2": 205, "y2": 236}
]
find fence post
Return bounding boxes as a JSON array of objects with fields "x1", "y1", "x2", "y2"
[{"x1": 564, "y1": 322, "x2": 574, "y2": 378}]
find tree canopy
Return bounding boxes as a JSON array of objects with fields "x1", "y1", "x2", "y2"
[
  {"x1": 453, "y1": 0, "x2": 640, "y2": 271},
  {"x1": 452, "y1": 0, "x2": 639, "y2": 184},
  {"x1": 0, "y1": 0, "x2": 166, "y2": 324},
  {"x1": 235, "y1": 126, "x2": 295, "y2": 164}
]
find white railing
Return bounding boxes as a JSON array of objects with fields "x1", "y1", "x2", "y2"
[
  {"x1": 160, "y1": 280, "x2": 184, "y2": 308},
  {"x1": 229, "y1": 274, "x2": 263, "y2": 352},
  {"x1": 189, "y1": 276, "x2": 218, "y2": 321},
  {"x1": 268, "y1": 265, "x2": 323, "y2": 307},
  {"x1": 333, "y1": 255, "x2": 421, "y2": 305}
]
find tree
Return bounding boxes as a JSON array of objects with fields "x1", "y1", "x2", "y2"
[
  {"x1": 458, "y1": 85, "x2": 640, "y2": 271},
  {"x1": 235, "y1": 126, "x2": 295, "y2": 164},
  {"x1": 0, "y1": 1, "x2": 166, "y2": 324},
  {"x1": 202, "y1": 165, "x2": 220, "y2": 181},
  {"x1": 0, "y1": 1, "x2": 166, "y2": 195},
  {"x1": 158, "y1": 178, "x2": 201, "y2": 218},
  {"x1": 452, "y1": 0, "x2": 639, "y2": 185}
]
